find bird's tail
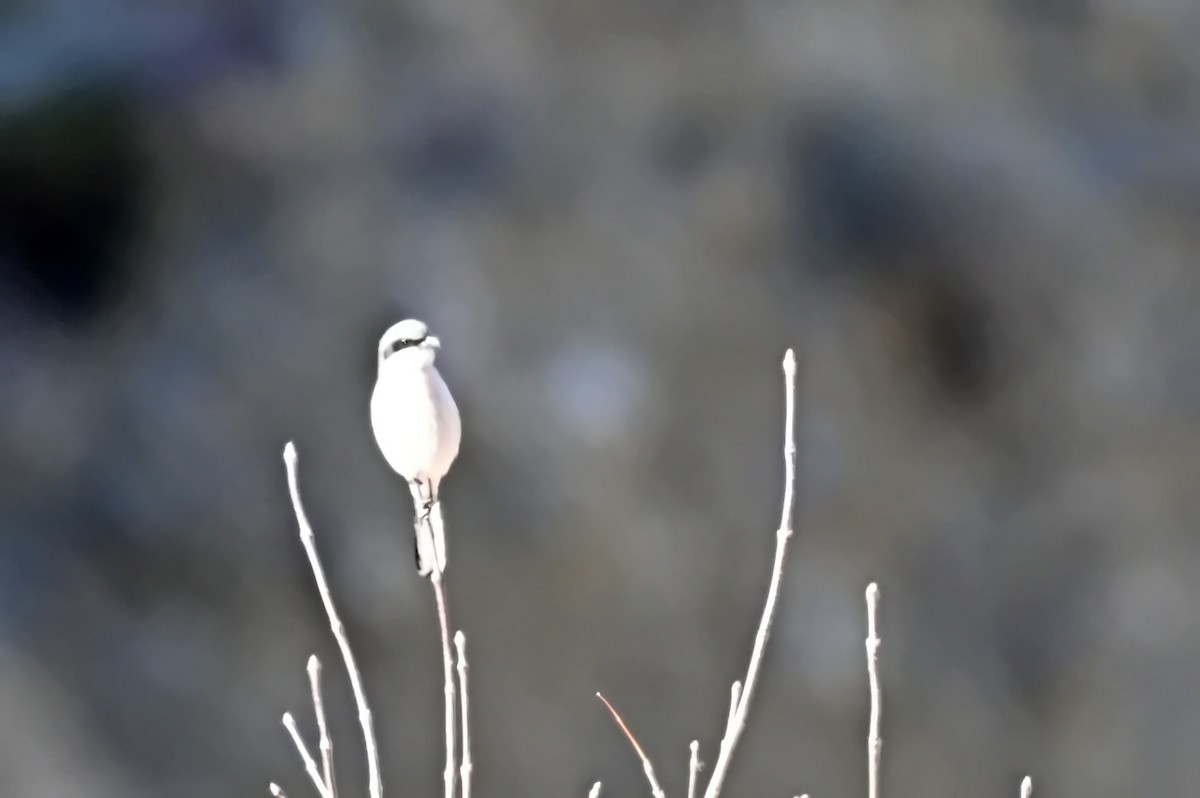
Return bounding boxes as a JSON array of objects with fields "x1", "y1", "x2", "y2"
[{"x1": 409, "y1": 482, "x2": 448, "y2": 577}]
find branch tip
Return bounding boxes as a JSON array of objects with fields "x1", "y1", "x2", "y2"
[
  {"x1": 866, "y1": 581, "x2": 882, "y2": 798},
  {"x1": 688, "y1": 740, "x2": 702, "y2": 798}
]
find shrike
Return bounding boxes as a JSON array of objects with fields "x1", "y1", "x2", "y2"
[{"x1": 370, "y1": 319, "x2": 462, "y2": 576}]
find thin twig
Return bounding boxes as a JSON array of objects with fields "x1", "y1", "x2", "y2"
[
  {"x1": 430, "y1": 562, "x2": 458, "y2": 798},
  {"x1": 595, "y1": 694, "x2": 652, "y2": 766},
  {"x1": 270, "y1": 782, "x2": 288, "y2": 798},
  {"x1": 688, "y1": 741, "x2": 701, "y2": 798},
  {"x1": 596, "y1": 693, "x2": 667, "y2": 798},
  {"x1": 282, "y1": 712, "x2": 333, "y2": 798},
  {"x1": 283, "y1": 443, "x2": 382, "y2": 798},
  {"x1": 455, "y1": 631, "x2": 473, "y2": 798},
  {"x1": 865, "y1": 583, "x2": 881, "y2": 798},
  {"x1": 588, "y1": 782, "x2": 603, "y2": 798},
  {"x1": 1020, "y1": 776, "x2": 1032, "y2": 798},
  {"x1": 307, "y1": 656, "x2": 337, "y2": 798},
  {"x1": 701, "y1": 349, "x2": 798, "y2": 798}
]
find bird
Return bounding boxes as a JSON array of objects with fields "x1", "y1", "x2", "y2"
[{"x1": 370, "y1": 318, "x2": 462, "y2": 576}]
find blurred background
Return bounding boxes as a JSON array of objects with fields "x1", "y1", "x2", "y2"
[{"x1": 3, "y1": 0, "x2": 1200, "y2": 796}]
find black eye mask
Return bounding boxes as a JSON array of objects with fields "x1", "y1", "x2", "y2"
[{"x1": 383, "y1": 335, "x2": 426, "y2": 359}]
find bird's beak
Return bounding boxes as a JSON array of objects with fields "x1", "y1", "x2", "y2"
[{"x1": 425, "y1": 335, "x2": 441, "y2": 350}]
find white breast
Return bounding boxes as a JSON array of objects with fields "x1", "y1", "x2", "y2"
[{"x1": 370, "y1": 363, "x2": 461, "y2": 488}]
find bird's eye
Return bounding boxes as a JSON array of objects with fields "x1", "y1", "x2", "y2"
[{"x1": 383, "y1": 336, "x2": 426, "y2": 359}]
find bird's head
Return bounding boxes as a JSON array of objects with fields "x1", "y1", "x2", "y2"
[{"x1": 378, "y1": 318, "x2": 441, "y2": 371}]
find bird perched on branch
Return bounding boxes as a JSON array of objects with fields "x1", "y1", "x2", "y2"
[{"x1": 370, "y1": 319, "x2": 462, "y2": 576}]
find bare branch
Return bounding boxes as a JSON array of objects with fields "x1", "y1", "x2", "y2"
[
  {"x1": 1020, "y1": 776, "x2": 1032, "y2": 798},
  {"x1": 307, "y1": 656, "x2": 337, "y2": 798},
  {"x1": 596, "y1": 693, "x2": 666, "y2": 798},
  {"x1": 283, "y1": 443, "x2": 382, "y2": 798},
  {"x1": 282, "y1": 712, "x2": 333, "y2": 798},
  {"x1": 455, "y1": 631, "x2": 473, "y2": 798},
  {"x1": 430, "y1": 562, "x2": 458, "y2": 798},
  {"x1": 701, "y1": 349, "x2": 798, "y2": 798},
  {"x1": 718, "y1": 682, "x2": 741, "y2": 755},
  {"x1": 865, "y1": 583, "x2": 881, "y2": 798},
  {"x1": 688, "y1": 740, "x2": 701, "y2": 798}
]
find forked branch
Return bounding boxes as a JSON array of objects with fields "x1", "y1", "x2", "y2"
[
  {"x1": 700, "y1": 349, "x2": 798, "y2": 798},
  {"x1": 277, "y1": 443, "x2": 382, "y2": 798},
  {"x1": 594, "y1": 350, "x2": 798, "y2": 798}
]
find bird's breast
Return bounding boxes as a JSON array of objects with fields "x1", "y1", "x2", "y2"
[{"x1": 370, "y1": 366, "x2": 460, "y2": 482}]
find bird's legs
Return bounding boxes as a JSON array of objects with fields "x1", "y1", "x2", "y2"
[{"x1": 412, "y1": 478, "x2": 435, "y2": 524}]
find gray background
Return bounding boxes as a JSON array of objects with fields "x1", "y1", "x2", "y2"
[{"x1": 3, "y1": 1, "x2": 1200, "y2": 796}]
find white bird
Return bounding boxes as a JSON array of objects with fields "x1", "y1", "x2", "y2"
[{"x1": 370, "y1": 318, "x2": 462, "y2": 576}]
